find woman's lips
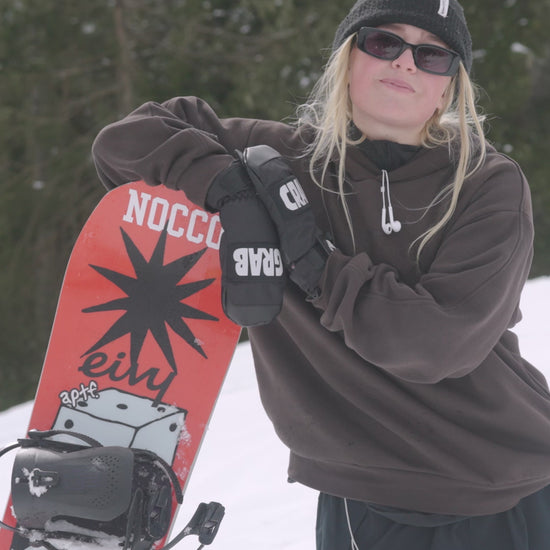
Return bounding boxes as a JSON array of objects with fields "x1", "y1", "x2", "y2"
[{"x1": 379, "y1": 78, "x2": 415, "y2": 93}]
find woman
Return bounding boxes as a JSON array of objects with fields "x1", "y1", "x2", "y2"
[{"x1": 92, "y1": 0, "x2": 550, "y2": 548}]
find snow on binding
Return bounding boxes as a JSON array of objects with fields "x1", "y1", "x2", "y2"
[{"x1": 0, "y1": 181, "x2": 241, "y2": 549}]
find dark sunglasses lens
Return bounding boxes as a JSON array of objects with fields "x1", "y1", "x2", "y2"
[
  {"x1": 363, "y1": 31, "x2": 403, "y2": 59},
  {"x1": 415, "y1": 46, "x2": 454, "y2": 74}
]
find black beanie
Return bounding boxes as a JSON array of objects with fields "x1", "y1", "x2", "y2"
[{"x1": 333, "y1": 0, "x2": 472, "y2": 73}]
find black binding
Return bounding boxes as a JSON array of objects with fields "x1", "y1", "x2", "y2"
[{"x1": 0, "y1": 430, "x2": 224, "y2": 550}]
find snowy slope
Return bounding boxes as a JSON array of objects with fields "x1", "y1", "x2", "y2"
[{"x1": 0, "y1": 277, "x2": 548, "y2": 549}]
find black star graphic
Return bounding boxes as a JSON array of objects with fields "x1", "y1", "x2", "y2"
[{"x1": 82, "y1": 227, "x2": 218, "y2": 370}]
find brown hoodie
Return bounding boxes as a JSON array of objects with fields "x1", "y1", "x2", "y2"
[{"x1": 92, "y1": 96, "x2": 550, "y2": 516}]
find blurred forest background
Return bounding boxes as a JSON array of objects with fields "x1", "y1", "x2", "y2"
[{"x1": 1, "y1": 0, "x2": 549, "y2": 410}]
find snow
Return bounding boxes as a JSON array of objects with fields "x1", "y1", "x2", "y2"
[
  {"x1": 24, "y1": 521, "x2": 124, "y2": 550},
  {"x1": 20, "y1": 469, "x2": 50, "y2": 497},
  {"x1": 0, "y1": 277, "x2": 548, "y2": 549}
]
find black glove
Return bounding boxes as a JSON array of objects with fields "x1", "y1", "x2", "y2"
[
  {"x1": 240, "y1": 145, "x2": 335, "y2": 299},
  {"x1": 206, "y1": 159, "x2": 285, "y2": 326}
]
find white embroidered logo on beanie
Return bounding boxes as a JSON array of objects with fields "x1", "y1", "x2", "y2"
[{"x1": 438, "y1": 0, "x2": 450, "y2": 17}]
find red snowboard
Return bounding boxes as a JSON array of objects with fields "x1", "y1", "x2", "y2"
[{"x1": 1, "y1": 181, "x2": 240, "y2": 549}]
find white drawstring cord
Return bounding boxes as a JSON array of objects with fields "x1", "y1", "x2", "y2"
[
  {"x1": 438, "y1": 0, "x2": 450, "y2": 17},
  {"x1": 380, "y1": 170, "x2": 402, "y2": 235},
  {"x1": 344, "y1": 498, "x2": 360, "y2": 550}
]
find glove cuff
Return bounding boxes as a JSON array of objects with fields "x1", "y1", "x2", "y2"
[
  {"x1": 289, "y1": 235, "x2": 335, "y2": 299},
  {"x1": 206, "y1": 159, "x2": 255, "y2": 212}
]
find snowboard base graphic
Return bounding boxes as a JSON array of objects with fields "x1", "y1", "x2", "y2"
[{"x1": 1, "y1": 181, "x2": 240, "y2": 549}]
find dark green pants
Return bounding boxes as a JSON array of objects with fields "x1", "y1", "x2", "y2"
[{"x1": 317, "y1": 485, "x2": 550, "y2": 550}]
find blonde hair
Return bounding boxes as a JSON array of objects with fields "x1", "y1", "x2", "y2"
[{"x1": 296, "y1": 36, "x2": 486, "y2": 260}]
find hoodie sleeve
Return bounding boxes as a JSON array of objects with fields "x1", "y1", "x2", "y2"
[
  {"x1": 91, "y1": 96, "x2": 271, "y2": 208},
  {"x1": 312, "y1": 157, "x2": 534, "y2": 384}
]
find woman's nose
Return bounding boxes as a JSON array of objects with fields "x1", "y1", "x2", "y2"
[{"x1": 391, "y1": 46, "x2": 417, "y2": 72}]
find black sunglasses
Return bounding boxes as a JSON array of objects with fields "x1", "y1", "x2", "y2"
[{"x1": 356, "y1": 27, "x2": 461, "y2": 76}]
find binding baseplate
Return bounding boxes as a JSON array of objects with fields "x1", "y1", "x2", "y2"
[{"x1": 0, "y1": 430, "x2": 224, "y2": 550}]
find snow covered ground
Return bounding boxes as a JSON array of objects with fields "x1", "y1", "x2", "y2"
[{"x1": 0, "y1": 277, "x2": 548, "y2": 549}]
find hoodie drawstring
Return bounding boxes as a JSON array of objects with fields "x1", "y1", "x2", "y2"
[
  {"x1": 345, "y1": 498, "x2": 360, "y2": 550},
  {"x1": 380, "y1": 169, "x2": 402, "y2": 235}
]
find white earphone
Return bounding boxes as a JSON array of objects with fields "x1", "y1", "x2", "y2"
[
  {"x1": 380, "y1": 170, "x2": 402, "y2": 235},
  {"x1": 381, "y1": 207, "x2": 402, "y2": 234}
]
